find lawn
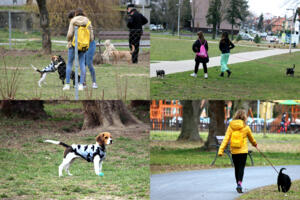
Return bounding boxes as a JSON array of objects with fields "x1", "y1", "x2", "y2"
[
  {"x1": 150, "y1": 131, "x2": 300, "y2": 174},
  {"x1": 237, "y1": 179, "x2": 300, "y2": 200},
  {"x1": 150, "y1": 34, "x2": 266, "y2": 61},
  {"x1": 0, "y1": 51, "x2": 149, "y2": 100},
  {"x1": 0, "y1": 102, "x2": 149, "y2": 200},
  {"x1": 151, "y1": 51, "x2": 300, "y2": 99}
]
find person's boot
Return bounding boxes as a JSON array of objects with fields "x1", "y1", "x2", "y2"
[
  {"x1": 227, "y1": 70, "x2": 232, "y2": 78},
  {"x1": 220, "y1": 72, "x2": 224, "y2": 77}
]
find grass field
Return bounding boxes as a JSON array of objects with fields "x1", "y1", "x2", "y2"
[
  {"x1": 0, "y1": 51, "x2": 149, "y2": 100},
  {"x1": 0, "y1": 102, "x2": 149, "y2": 200},
  {"x1": 150, "y1": 131, "x2": 300, "y2": 174},
  {"x1": 151, "y1": 51, "x2": 300, "y2": 99},
  {"x1": 150, "y1": 34, "x2": 266, "y2": 61},
  {"x1": 237, "y1": 180, "x2": 300, "y2": 200}
]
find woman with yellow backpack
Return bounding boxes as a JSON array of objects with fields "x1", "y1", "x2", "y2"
[
  {"x1": 63, "y1": 8, "x2": 94, "y2": 91},
  {"x1": 218, "y1": 109, "x2": 257, "y2": 193}
]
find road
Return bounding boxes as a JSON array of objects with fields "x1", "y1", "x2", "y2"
[{"x1": 150, "y1": 165, "x2": 300, "y2": 200}]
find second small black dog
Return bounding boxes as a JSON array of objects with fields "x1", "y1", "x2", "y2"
[
  {"x1": 277, "y1": 168, "x2": 291, "y2": 193},
  {"x1": 156, "y1": 70, "x2": 165, "y2": 78},
  {"x1": 286, "y1": 64, "x2": 295, "y2": 76},
  {"x1": 55, "y1": 56, "x2": 80, "y2": 86}
]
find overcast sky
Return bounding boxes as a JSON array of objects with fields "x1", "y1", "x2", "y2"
[{"x1": 248, "y1": 0, "x2": 300, "y2": 17}]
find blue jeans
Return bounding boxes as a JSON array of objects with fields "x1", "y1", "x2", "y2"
[
  {"x1": 85, "y1": 40, "x2": 96, "y2": 83},
  {"x1": 66, "y1": 47, "x2": 86, "y2": 84}
]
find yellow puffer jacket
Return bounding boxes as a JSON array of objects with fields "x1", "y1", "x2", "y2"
[{"x1": 218, "y1": 119, "x2": 257, "y2": 155}]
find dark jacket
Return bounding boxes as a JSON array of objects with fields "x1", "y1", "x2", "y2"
[
  {"x1": 219, "y1": 39, "x2": 235, "y2": 54},
  {"x1": 193, "y1": 39, "x2": 209, "y2": 63},
  {"x1": 127, "y1": 9, "x2": 148, "y2": 30}
]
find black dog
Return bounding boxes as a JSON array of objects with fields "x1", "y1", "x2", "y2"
[
  {"x1": 156, "y1": 70, "x2": 165, "y2": 78},
  {"x1": 286, "y1": 64, "x2": 295, "y2": 77},
  {"x1": 55, "y1": 56, "x2": 80, "y2": 86},
  {"x1": 277, "y1": 168, "x2": 291, "y2": 193}
]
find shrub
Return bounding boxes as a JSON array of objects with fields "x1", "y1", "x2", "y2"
[
  {"x1": 254, "y1": 34, "x2": 261, "y2": 43},
  {"x1": 236, "y1": 34, "x2": 242, "y2": 42}
]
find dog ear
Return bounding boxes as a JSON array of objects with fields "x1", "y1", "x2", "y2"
[{"x1": 96, "y1": 134, "x2": 103, "y2": 144}]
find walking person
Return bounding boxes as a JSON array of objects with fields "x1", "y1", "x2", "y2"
[
  {"x1": 127, "y1": 4, "x2": 148, "y2": 64},
  {"x1": 190, "y1": 31, "x2": 209, "y2": 78},
  {"x1": 63, "y1": 8, "x2": 94, "y2": 91},
  {"x1": 84, "y1": 36, "x2": 98, "y2": 89},
  {"x1": 219, "y1": 32, "x2": 235, "y2": 77},
  {"x1": 218, "y1": 109, "x2": 257, "y2": 193}
]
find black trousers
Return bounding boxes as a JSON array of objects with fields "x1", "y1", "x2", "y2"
[
  {"x1": 129, "y1": 30, "x2": 142, "y2": 63},
  {"x1": 194, "y1": 60, "x2": 207, "y2": 74},
  {"x1": 232, "y1": 153, "x2": 247, "y2": 184}
]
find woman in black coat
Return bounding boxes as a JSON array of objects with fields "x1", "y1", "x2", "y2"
[{"x1": 191, "y1": 31, "x2": 209, "y2": 79}]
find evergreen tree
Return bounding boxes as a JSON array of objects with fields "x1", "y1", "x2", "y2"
[
  {"x1": 225, "y1": 0, "x2": 249, "y2": 40},
  {"x1": 257, "y1": 14, "x2": 264, "y2": 32},
  {"x1": 206, "y1": 0, "x2": 222, "y2": 39}
]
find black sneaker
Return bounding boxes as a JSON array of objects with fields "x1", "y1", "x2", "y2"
[
  {"x1": 220, "y1": 72, "x2": 224, "y2": 77},
  {"x1": 227, "y1": 70, "x2": 232, "y2": 78},
  {"x1": 236, "y1": 184, "x2": 243, "y2": 193}
]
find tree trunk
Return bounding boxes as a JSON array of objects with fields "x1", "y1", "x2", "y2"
[
  {"x1": 0, "y1": 100, "x2": 47, "y2": 119},
  {"x1": 205, "y1": 100, "x2": 225, "y2": 150},
  {"x1": 212, "y1": 24, "x2": 216, "y2": 39},
  {"x1": 231, "y1": 23, "x2": 234, "y2": 40},
  {"x1": 177, "y1": 100, "x2": 203, "y2": 141},
  {"x1": 82, "y1": 100, "x2": 141, "y2": 130},
  {"x1": 36, "y1": 0, "x2": 51, "y2": 54}
]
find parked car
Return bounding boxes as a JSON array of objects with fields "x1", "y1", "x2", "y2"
[
  {"x1": 239, "y1": 32, "x2": 254, "y2": 41},
  {"x1": 150, "y1": 24, "x2": 157, "y2": 31},
  {"x1": 156, "y1": 24, "x2": 164, "y2": 30},
  {"x1": 266, "y1": 35, "x2": 279, "y2": 43}
]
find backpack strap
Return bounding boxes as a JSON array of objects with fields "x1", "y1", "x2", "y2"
[{"x1": 86, "y1": 21, "x2": 91, "y2": 28}]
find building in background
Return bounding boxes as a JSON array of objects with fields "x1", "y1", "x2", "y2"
[{"x1": 191, "y1": 0, "x2": 239, "y2": 33}]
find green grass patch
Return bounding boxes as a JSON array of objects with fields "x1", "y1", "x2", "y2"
[
  {"x1": 0, "y1": 117, "x2": 149, "y2": 199},
  {"x1": 150, "y1": 131, "x2": 300, "y2": 174},
  {"x1": 151, "y1": 52, "x2": 300, "y2": 99},
  {"x1": 237, "y1": 179, "x2": 300, "y2": 200},
  {"x1": 0, "y1": 52, "x2": 149, "y2": 100},
  {"x1": 150, "y1": 34, "x2": 265, "y2": 61}
]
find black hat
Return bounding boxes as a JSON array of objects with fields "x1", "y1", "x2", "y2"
[{"x1": 127, "y1": 4, "x2": 135, "y2": 9}]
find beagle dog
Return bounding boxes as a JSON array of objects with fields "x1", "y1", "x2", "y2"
[{"x1": 44, "y1": 132, "x2": 112, "y2": 177}]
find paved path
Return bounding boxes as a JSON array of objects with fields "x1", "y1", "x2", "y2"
[
  {"x1": 151, "y1": 165, "x2": 300, "y2": 200},
  {"x1": 150, "y1": 49, "x2": 300, "y2": 77}
]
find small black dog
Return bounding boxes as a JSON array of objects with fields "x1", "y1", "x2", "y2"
[
  {"x1": 56, "y1": 56, "x2": 80, "y2": 86},
  {"x1": 156, "y1": 70, "x2": 165, "y2": 78},
  {"x1": 286, "y1": 64, "x2": 295, "y2": 76},
  {"x1": 277, "y1": 168, "x2": 291, "y2": 193}
]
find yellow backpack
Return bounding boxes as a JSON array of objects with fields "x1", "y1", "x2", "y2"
[
  {"x1": 230, "y1": 130, "x2": 243, "y2": 148},
  {"x1": 72, "y1": 21, "x2": 91, "y2": 51}
]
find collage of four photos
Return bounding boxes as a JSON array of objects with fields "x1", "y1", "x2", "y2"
[{"x1": 1, "y1": 0, "x2": 300, "y2": 199}]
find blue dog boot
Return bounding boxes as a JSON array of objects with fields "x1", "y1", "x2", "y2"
[{"x1": 99, "y1": 172, "x2": 104, "y2": 177}]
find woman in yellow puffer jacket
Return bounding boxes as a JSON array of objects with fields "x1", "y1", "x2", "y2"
[{"x1": 218, "y1": 109, "x2": 257, "y2": 193}]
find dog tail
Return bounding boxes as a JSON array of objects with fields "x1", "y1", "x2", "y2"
[
  {"x1": 44, "y1": 140, "x2": 70, "y2": 148},
  {"x1": 130, "y1": 45, "x2": 135, "y2": 54},
  {"x1": 31, "y1": 64, "x2": 42, "y2": 74},
  {"x1": 279, "y1": 168, "x2": 286, "y2": 174}
]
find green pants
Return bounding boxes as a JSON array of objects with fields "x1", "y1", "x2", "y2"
[{"x1": 220, "y1": 53, "x2": 230, "y2": 72}]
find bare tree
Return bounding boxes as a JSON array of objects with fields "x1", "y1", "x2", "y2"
[
  {"x1": 0, "y1": 100, "x2": 47, "y2": 119},
  {"x1": 36, "y1": 0, "x2": 52, "y2": 54},
  {"x1": 205, "y1": 100, "x2": 225, "y2": 150},
  {"x1": 177, "y1": 100, "x2": 206, "y2": 141},
  {"x1": 82, "y1": 101, "x2": 141, "y2": 130}
]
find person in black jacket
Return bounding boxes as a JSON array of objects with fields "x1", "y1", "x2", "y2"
[
  {"x1": 127, "y1": 4, "x2": 148, "y2": 64},
  {"x1": 219, "y1": 32, "x2": 235, "y2": 77},
  {"x1": 191, "y1": 31, "x2": 209, "y2": 78}
]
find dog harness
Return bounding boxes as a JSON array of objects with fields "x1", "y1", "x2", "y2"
[
  {"x1": 71, "y1": 144, "x2": 106, "y2": 162},
  {"x1": 41, "y1": 62, "x2": 57, "y2": 73}
]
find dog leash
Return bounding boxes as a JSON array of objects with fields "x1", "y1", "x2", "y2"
[{"x1": 255, "y1": 147, "x2": 279, "y2": 174}]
